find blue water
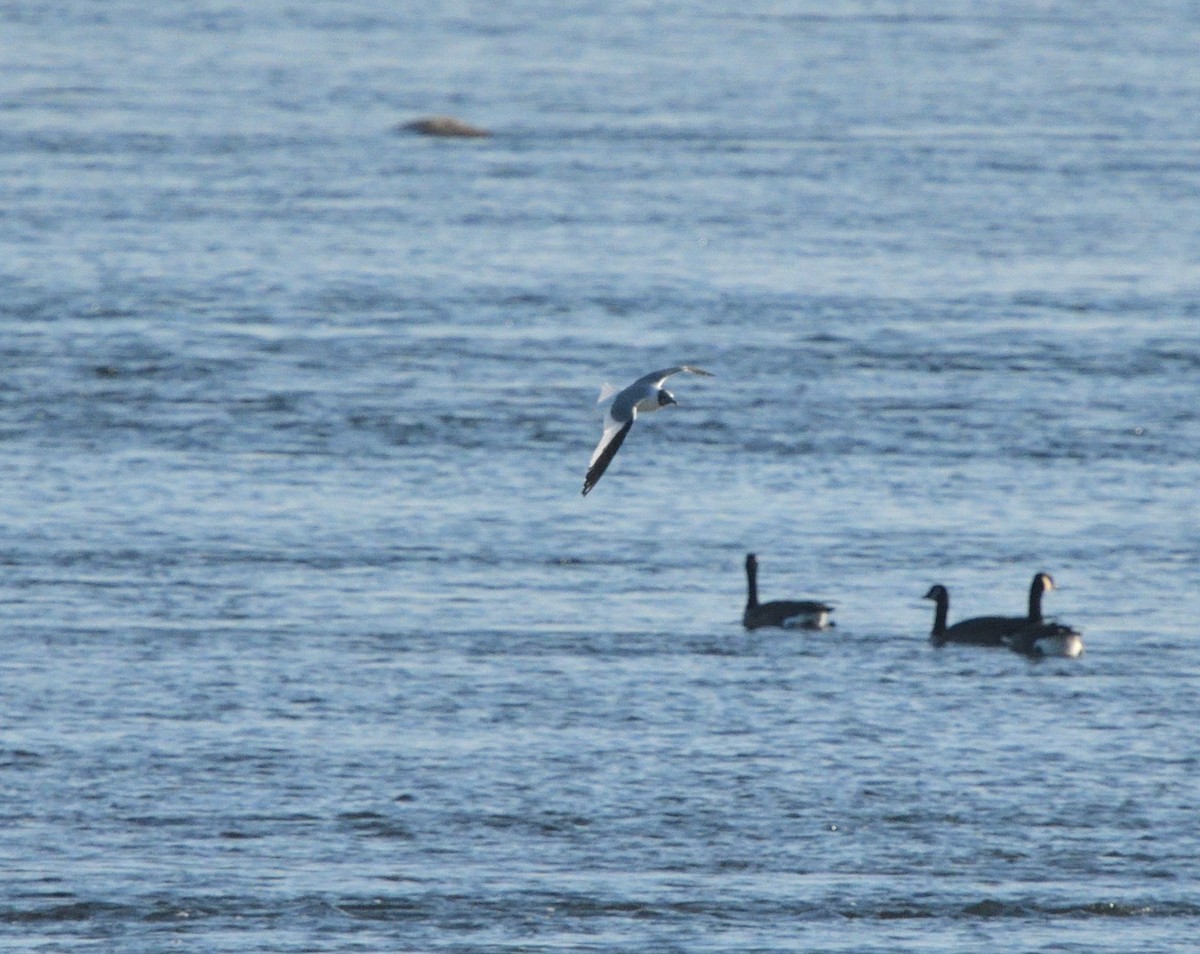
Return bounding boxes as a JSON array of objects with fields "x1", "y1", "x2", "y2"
[{"x1": 3, "y1": 2, "x2": 1200, "y2": 951}]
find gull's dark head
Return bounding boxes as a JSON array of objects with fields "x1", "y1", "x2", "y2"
[{"x1": 657, "y1": 388, "x2": 677, "y2": 407}]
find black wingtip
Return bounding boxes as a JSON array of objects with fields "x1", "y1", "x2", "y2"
[{"x1": 580, "y1": 418, "x2": 632, "y2": 499}]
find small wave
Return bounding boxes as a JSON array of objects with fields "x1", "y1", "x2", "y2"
[
  {"x1": 0, "y1": 900, "x2": 133, "y2": 924},
  {"x1": 957, "y1": 897, "x2": 1190, "y2": 919},
  {"x1": 336, "y1": 810, "x2": 415, "y2": 840},
  {"x1": 0, "y1": 749, "x2": 43, "y2": 768}
]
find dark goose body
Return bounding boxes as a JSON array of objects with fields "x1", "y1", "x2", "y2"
[
  {"x1": 1006, "y1": 622, "x2": 1085, "y2": 658},
  {"x1": 924, "y1": 572, "x2": 1057, "y2": 647},
  {"x1": 743, "y1": 553, "x2": 833, "y2": 630}
]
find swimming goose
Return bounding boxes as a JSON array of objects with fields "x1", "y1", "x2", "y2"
[
  {"x1": 1005, "y1": 622, "x2": 1085, "y2": 658},
  {"x1": 742, "y1": 553, "x2": 834, "y2": 630},
  {"x1": 581, "y1": 365, "x2": 713, "y2": 496},
  {"x1": 923, "y1": 572, "x2": 1058, "y2": 647}
]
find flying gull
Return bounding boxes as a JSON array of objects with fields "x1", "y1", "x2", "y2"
[{"x1": 581, "y1": 365, "x2": 713, "y2": 496}]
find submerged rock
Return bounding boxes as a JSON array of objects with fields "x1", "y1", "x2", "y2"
[{"x1": 399, "y1": 116, "x2": 491, "y2": 138}]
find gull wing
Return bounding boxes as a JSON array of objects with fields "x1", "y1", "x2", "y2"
[
  {"x1": 633, "y1": 365, "x2": 714, "y2": 389},
  {"x1": 582, "y1": 413, "x2": 635, "y2": 496}
]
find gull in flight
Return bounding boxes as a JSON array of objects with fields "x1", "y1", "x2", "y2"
[{"x1": 581, "y1": 365, "x2": 713, "y2": 496}]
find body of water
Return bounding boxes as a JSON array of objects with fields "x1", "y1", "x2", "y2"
[{"x1": 2, "y1": 2, "x2": 1199, "y2": 951}]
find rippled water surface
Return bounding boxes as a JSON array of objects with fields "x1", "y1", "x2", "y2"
[{"x1": 3, "y1": 2, "x2": 1199, "y2": 951}]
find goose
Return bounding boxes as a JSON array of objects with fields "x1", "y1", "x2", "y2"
[
  {"x1": 742, "y1": 553, "x2": 833, "y2": 630},
  {"x1": 581, "y1": 365, "x2": 713, "y2": 496},
  {"x1": 1006, "y1": 622, "x2": 1084, "y2": 659},
  {"x1": 923, "y1": 572, "x2": 1058, "y2": 647}
]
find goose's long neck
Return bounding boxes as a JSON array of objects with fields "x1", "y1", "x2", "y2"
[
  {"x1": 931, "y1": 594, "x2": 948, "y2": 636},
  {"x1": 1028, "y1": 579, "x2": 1044, "y2": 622},
  {"x1": 746, "y1": 562, "x2": 759, "y2": 610}
]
